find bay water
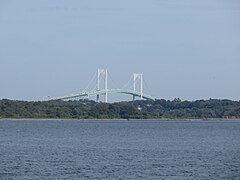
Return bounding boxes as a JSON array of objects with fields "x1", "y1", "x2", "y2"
[{"x1": 0, "y1": 120, "x2": 240, "y2": 179}]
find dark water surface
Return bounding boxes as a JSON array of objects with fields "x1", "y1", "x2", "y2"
[{"x1": 0, "y1": 120, "x2": 240, "y2": 179}]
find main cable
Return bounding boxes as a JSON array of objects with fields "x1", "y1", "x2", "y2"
[{"x1": 82, "y1": 71, "x2": 97, "y2": 93}]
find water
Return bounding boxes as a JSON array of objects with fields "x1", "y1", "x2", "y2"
[{"x1": 0, "y1": 120, "x2": 240, "y2": 179}]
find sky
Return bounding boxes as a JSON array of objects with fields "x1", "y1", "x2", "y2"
[{"x1": 0, "y1": 0, "x2": 240, "y2": 102}]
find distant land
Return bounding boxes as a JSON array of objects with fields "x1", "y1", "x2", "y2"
[{"x1": 1, "y1": 98, "x2": 240, "y2": 120}]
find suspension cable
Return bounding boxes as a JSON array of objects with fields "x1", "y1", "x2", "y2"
[
  {"x1": 122, "y1": 75, "x2": 132, "y2": 89},
  {"x1": 107, "y1": 71, "x2": 121, "y2": 89},
  {"x1": 82, "y1": 71, "x2": 97, "y2": 93},
  {"x1": 143, "y1": 77, "x2": 153, "y2": 96}
]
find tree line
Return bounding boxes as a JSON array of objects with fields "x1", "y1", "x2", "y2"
[{"x1": 0, "y1": 98, "x2": 240, "y2": 119}]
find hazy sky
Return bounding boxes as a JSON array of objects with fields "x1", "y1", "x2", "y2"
[{"x1": 0, "y1": 0, "x2": 240, "y2": 101}]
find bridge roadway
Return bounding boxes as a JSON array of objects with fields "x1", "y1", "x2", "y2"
[{"x1": 49, "y1": 88, "x2": 155, "y2": 101}]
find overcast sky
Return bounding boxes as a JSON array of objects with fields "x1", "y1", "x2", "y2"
[{"x1": 0, "y1": 0, "x2": 240, "y2": 101}]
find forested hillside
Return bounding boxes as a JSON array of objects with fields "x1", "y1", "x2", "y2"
[{"x1": 0, "y1": 99, "x2": 240, "y2": 119}]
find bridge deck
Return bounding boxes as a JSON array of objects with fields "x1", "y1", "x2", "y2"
[{"x1": 48, "y1": 88, "x2": 155, "y2": 101}]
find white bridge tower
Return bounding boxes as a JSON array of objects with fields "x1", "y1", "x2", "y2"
[
  {"x1": 97, "y1": 68, "x2": 108, "y2": 103},
  {"x1": 133, "y1": 73, "x2": 143, "y2": 101}
]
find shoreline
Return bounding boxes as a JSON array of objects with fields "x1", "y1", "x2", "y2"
[{"x1": 1, "y1": 118, "x2": 240, "y2": 121}]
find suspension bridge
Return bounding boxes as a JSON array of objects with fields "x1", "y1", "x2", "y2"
[{"x1": 45, "y1": 69, "x2": 156, "y2": 102}]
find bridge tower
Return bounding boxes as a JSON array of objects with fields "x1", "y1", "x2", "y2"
[
  {"x1": 133, "y1": 73, "x2": 143, "y2": 101},
  {"x1": 97, "y1": 69, "x2": 108, "y2": 103}
]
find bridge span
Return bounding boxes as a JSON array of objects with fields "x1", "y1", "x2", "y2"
[
  {"x1": 49, "y1": 88, "x2": 155, "y2": 101},
  {"x1": 46, "y1": 69, "x2": 155, "y2": 102}
]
